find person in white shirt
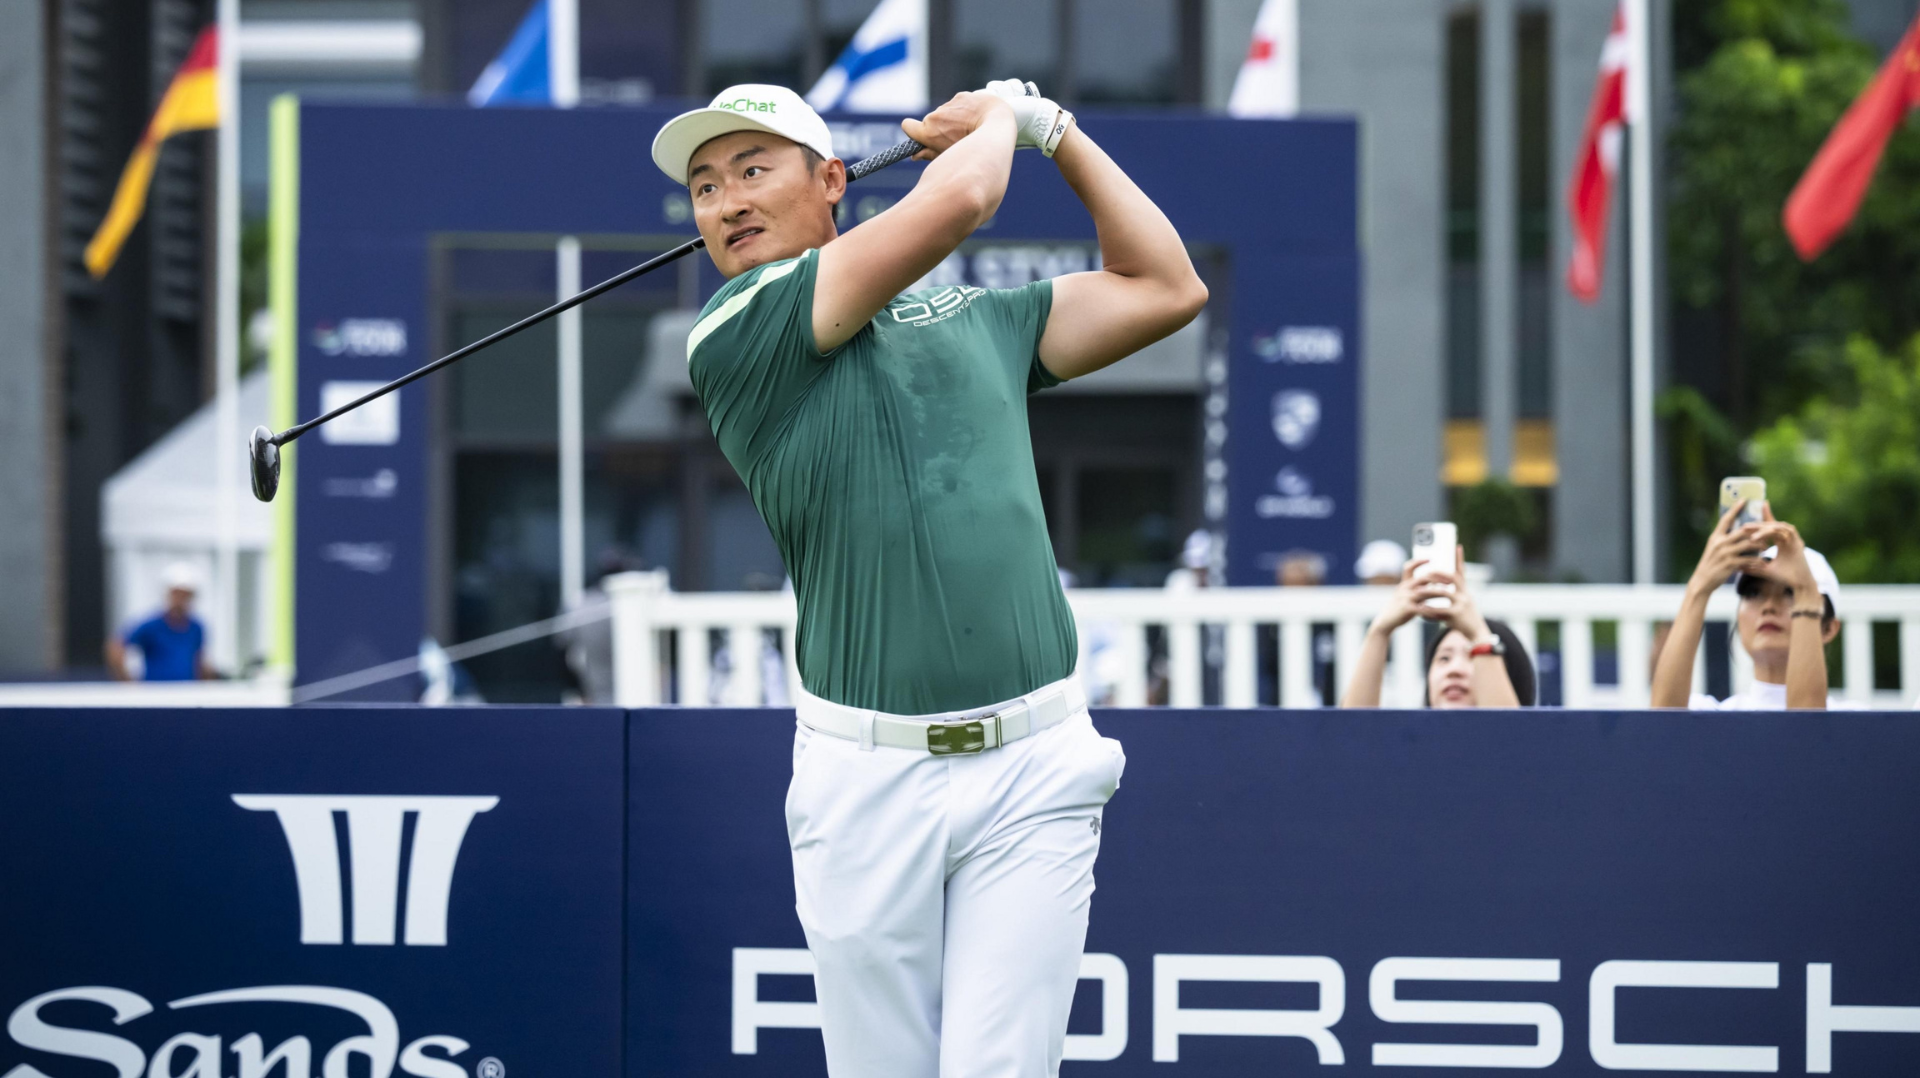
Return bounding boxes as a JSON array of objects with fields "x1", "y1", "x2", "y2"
[{"x1": 1651, "y1": 499, "x2": 1857, "y2": 710}]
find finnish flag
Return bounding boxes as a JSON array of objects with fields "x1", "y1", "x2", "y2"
[
  {"x1": 806, "y1": 0, "x2": 928, "y2": 114},
  {"x1": 469, "y1": 0, "x2": 579, "y2": 107}
]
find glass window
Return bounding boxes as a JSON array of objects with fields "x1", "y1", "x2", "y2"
[
  {"x1": 1075, "y1": 466, "x2": 1179, "y2": 587},
  {"x1": 703, "y1": 0, "x2": 807, "y2": 92},
  {"x1": 1516, "y1": 7, "x2": 1552, "y2": 419},
  {"x1": 1070, "y1": 0, "x2": 1179, "y2": 104},
  {"x1": 1445, "y1": 7, "x2": 1481, "y2": 421},
  {"x1": 955, "y1": 0, "x2": 1059, "y2": 94}
]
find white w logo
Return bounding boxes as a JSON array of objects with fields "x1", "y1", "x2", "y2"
[{"x1": 233, "y1": 795, "x2": 498, "y2": 946}]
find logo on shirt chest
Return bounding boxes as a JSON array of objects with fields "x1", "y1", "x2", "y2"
[{"x1": 888, "y1": 286, "x2": 987, "y2": 327}]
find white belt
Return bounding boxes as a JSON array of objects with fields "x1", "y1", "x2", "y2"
[{"x1": 795, "y1": 676, "x2": 1088, "y2": 755}]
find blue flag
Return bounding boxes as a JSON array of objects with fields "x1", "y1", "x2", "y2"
[{"x1": 469, "y1": 0, "x2": 552, "y2": 106}]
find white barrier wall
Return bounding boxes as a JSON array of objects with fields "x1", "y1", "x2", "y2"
[{"x1": 605, "y1": 572, "x2": 1920, "y2": 710}]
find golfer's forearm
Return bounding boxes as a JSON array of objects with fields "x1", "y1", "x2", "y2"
[
  {"x1": 1785, "y1": 619, "x2": 1829, "y2": 710},
  {"x1": 909, "y1": 113, "x2": 1016, "y2": 232},
  {"x1": 1649, "y1": 592, "x2": 1708, "y2": 707},
  {"x1": 1051, "y1": 127, "x2": 1200, "y2": 297}
]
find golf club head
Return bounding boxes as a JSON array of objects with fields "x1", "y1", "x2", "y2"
[{"x1": 249, "y1": 425, "x2": 281, "y2": 503}]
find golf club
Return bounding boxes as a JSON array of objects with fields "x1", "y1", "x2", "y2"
[{"x1": 248, "y1": 135, "x2": 928, "y2": 503}]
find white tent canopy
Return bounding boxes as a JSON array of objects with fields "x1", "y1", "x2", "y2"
[{"x1": 101, "y1": 369, "x2": 274, "y2": 672}]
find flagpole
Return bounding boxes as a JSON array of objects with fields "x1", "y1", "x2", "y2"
[
  {"x1": 1628, "y1": 0, "x2": 1656, "y2": 585},
  {"x1": 551, "y1": 0, "x2": 585, "y2": 614},
  {"x1": 216, "y1": 0, "x2": 242, "y2": 672}
]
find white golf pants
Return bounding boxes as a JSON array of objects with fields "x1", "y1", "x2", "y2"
[{"x1": 785, "y1": 679, "x2": 1125, "y2": 1078}]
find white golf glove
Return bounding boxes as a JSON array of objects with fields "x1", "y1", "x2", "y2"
[{"x1": 982, "y1": 78, "x2": 1074, "y2": 157}]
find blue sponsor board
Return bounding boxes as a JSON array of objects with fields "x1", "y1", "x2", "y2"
[
  {"x1": 16, "y1": 706, "x2": 1914, "y2": 1076},
  {"x1": 628, "y1": 708, "x2": 1920, "y2": 1075},
  {"x1": 0, "y1": 708, "x2": 624, "y2": 1078}
]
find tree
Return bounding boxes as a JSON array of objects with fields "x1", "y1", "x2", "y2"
[
  {"x1": 1748, "y1": 335, "x2": 1920, "y2": 584},
  {"x1": 1670, "y1": 0, "x2": 1920, "y2": 425},
  {"x1": 1664, "y1": 0, "x2": 1920, "y2": 578}
]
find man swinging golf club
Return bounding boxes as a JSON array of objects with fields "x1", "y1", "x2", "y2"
[{"x1": 652, "y1": 80, "x2": 1206, "y2": 1076}]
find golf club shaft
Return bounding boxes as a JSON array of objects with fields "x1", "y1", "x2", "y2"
[{"x1": 274, "y1": 135, "x2": 926, "y2": 448}]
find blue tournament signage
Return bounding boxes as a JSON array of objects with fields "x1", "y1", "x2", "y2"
[
  {"x1": 1226, "y1": 251, "x2": 1362, "y2": 585},
  {"x1": 296, "y1": 234, "x2": 430, "y2": 698}
]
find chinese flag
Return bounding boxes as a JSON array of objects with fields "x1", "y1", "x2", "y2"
[
  {"x1": 84, "y1": 25, "x2": 219, "y2": 279},
  {"x1": 1783, "y1": 13, "x2": 1920, "y2": 261}
]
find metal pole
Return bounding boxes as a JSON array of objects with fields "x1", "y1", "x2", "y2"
[
  {"x1": 1628, "y1": 0, "x2": 1656, "y2": 584},
  {"x1": 551, "y1": 0, "x2": 584, "y2": 611},
  {"x1": 549, "y1": 0, "x2": 579, "y2": 107},
  {"x1": 557, "y1": 236, "x2": 584, "y2": 611},
  {"x1": 216, "y1": 0, "x2": 242, "y2": 671},
  {"x1": 1480, "y1": 0, "x2": 1517, "y2": 485}
]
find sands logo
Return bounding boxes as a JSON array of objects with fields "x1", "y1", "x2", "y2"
[
  {"x1": 3, "y1": 986, "x2": 489, "y2": 1078},
  {"x1": 233, "y1": 795, "x2": 498, "y2": 946}
]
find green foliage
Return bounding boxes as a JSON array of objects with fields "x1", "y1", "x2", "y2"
[
  {"x1": 1668, "y1": 0, "x2": 1920, "y2": 424},
  {"x1": 1659, "y1": 385, "x2": 1744, "y2": 578},
  {"x1": 1453, "y1": 479, "x2": 1539, "y2": 562},
  {"x1": 1747, "y1": 335, "x2": 1920, "y2": 583},
  {"x1": 241, "y1": 216, "x2": 270, "y2": 373}
]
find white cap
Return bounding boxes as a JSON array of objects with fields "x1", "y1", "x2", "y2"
[
  {"x1": 1180, "y1": 529, "x2": 1214, "y2": 570},
  {"x1": 652, "y1": 85, "x2": 836, "y2": 185},
  {"x1": 1354, "y1": 539, "x2": 1409, "y2": 581},
  {"x1": 162, "y1": 563, "x2": 199, "y2": 592},
  {"x1": 1741, "y1": 545, "x2": 1842, "y2": 617}
]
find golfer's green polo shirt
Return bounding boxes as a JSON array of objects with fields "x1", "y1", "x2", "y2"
[{"x1": 688, "y1": 248, "x2": 1077, "y2": 714}]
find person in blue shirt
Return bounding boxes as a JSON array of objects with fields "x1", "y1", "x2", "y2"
[{"x1": 106, "y1": 564, "x2": 213, "y2": 681}]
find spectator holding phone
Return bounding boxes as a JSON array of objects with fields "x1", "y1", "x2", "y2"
[
  {"x1": 1652, "y1": 501, "x2": 1855, "y2": 710},
  {"x1": 1339, "y1": 547, "x2": 1535, "y2": 709}
]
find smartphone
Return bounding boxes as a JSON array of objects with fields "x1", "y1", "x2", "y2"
[
  {"x1": 1719, "y1": 477, "x2": 1766, "y2": 529},
  {"x1": 1410, "y1": 522, "x2": 1459, "y2": 609}
]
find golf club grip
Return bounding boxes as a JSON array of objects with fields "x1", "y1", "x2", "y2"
[
  {"x1": 848, "y1": 138, "x2": 925, "y2": 181},
  {"x1": 275, "y1": 136, "x2": 925, "y2": 447}
]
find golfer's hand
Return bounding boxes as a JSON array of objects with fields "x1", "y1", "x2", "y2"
[
  {"x1": 981, "y1": 79, "x2": 1070, "y2": 153},
  {"x1": 1685, "y1": 500, "x2": 1767, "y2": 596},
  {"x1": 901, "y1": 92, "x2": 1015, "y2": 161}
]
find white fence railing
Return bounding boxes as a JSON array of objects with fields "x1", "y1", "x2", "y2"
[
  {"x1": 0, "y1": 674, "x2": 292, "y2": 708},
  {"x1": 606, "y1": 572, "x2": 1920, "y2": 710}
]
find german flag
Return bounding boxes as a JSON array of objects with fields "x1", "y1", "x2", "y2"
[{"x1": 84, "y1": 25, "x2": 220, "y2": 279}]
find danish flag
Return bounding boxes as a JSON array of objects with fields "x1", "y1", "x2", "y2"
[{"x1": 1566, "y1": 1, "x2": 1630, "y2": 303}]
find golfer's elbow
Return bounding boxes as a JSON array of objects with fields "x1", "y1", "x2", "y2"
[
  {"x1": 1171, "y1": 273, "x2": 1209, "y2": 325},
  {"x1": 953, "y1": 172, "x2": 1003, "y2": 230},
  {"x1": 1146, "y1": 269, "x2": 1208, "y2": 334}
]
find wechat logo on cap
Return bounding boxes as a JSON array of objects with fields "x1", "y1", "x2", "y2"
[{"x1": 722, "y1": 97, "x2": 778, "y2": 113}]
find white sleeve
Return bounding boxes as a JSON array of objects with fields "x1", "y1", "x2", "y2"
[{"x1": 1687, "y1": 692, "x2": 1727, "y2": 710}]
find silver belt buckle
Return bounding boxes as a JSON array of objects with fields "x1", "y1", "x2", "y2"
[{"x1": 926, "y1": 713, "x2": 998, "y2": 755}]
